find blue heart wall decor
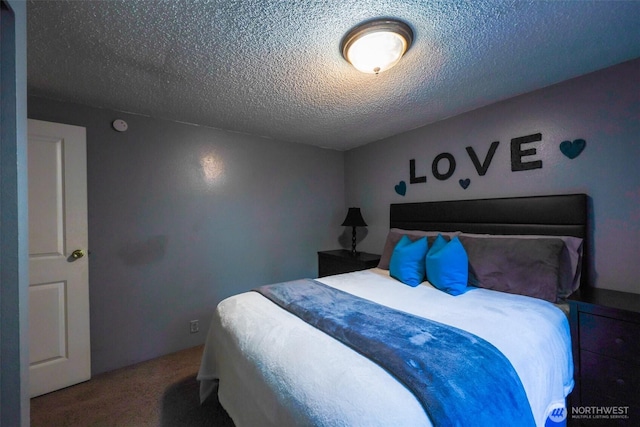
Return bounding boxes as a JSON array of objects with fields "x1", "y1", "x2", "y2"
[
  {"x1": 459, "y1": 178, "x2": 470, "y2": 189},
  {"x1": 395, "y1": 180, "x2": 407, "y2": 196},
  {"x1": 559, "y1": 139, "x2": 586, "y2": 159}
]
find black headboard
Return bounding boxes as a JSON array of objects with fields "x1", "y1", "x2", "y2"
[{"x1": 390, "y1": 194, "x2": 589, "y2": 285}]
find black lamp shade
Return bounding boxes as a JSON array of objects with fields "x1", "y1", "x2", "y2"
[{"x1": 341, "y1": 208, "x2": 367, "y2": 227}]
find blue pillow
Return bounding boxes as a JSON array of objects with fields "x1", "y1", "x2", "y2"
[
  {"x1": 426, "y1": 235, "x2": 469, "y2": 296},
  {"x1": 389, "y1": 235, "x2": 428, "y2": 287}
]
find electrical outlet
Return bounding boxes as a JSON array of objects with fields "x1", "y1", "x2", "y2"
[{"x1": 190, "y1": 320, "x2": 199, "y2": 334}]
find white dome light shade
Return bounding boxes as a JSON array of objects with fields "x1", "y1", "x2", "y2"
[
  {"x1": 341, "y1": 20, "x2": 413, "y2": 74},
  {"x1": 347, "y1": 32, "x2": 407, "y2": 74}
]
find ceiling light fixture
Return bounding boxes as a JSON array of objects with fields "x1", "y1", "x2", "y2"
[{"x1": 341, "y1": 19, "x2": 413, "y2": 75}]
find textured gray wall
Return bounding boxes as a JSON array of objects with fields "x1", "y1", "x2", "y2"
[
  {"x1": 345, "y1": 59, "x2": 640, "y2": 295},
  {"x1": 28, "y1": 97, "x2": 345, "y2": 374}
]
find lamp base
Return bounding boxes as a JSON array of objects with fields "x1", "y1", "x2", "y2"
[{"x1": 351, "y1": 226, "x2": 357, "y2": 255}]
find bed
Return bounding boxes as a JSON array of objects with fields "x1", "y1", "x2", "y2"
[{"x1": 198, "y1": 194, "x2": 588, "y2": 426}]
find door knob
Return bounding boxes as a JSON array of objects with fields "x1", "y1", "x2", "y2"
[{"x1": 71, "y1": 249, "x2": 85, "y2": 259}]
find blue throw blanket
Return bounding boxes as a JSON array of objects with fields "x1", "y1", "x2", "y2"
[{"x1": 255, "y1": 279, "x2": 536, "y2": 427}]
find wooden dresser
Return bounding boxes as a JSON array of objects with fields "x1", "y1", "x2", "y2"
[
  {"x1": 317, "y1": 250, "x2": 380, "y2": 278},
  {"x1": 568, "y1": 287, "x2": 640, "y2": 426}
]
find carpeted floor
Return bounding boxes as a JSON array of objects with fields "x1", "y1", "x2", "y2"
[{"x1": 30, "y1": 345, "x2": 235, "y2": 427}]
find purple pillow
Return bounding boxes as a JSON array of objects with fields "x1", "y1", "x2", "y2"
[
  {"x1": 459, "y1": 236, "x2": 565, "y2": 303},
  {"x1": 459, "y1": 232, "x2": 583, "y2": 299}
]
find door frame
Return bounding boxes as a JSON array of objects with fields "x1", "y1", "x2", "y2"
[{"x1": 0, "y1": 0, "x2": 29, "y2": 425}]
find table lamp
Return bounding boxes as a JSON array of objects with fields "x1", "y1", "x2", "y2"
[{"x1": 341, "y1": 207, "x2": 367, "y2": 255}]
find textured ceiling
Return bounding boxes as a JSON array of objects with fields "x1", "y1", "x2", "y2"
[{"x1": 27, "y1": 0, "x2": 640, "y2": 150}]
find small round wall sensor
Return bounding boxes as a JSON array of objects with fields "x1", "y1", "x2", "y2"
[{"x1": 112, "y1": 119, "x2": 128, "y2": 132}]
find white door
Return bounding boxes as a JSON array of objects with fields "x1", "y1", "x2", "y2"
[{"x1": 28, "y1": 119, "x2": 91, "y2": 397}]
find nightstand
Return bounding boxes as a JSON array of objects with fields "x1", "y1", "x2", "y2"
[
  {"x1": 317, "y1": 250, "x2": 380, "y2": 278},
  {"x1": 568, "y1": 288, "x2": 640, "y2": 426}
]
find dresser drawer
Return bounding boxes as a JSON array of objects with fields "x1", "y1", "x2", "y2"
[
  {"x1": 580, "y1": 350, "x2": 640, "y2": 407},
  {"x1": 318, "y1": 257, "x2": 363, "y2": 277},
  {"x1": 568, "y1": 288, "x2": 640, "y2": 427},
  {"x1": 579, "y1": 313, "x2": 640, "y2": 363},
  {"x1": 317, "y1": 250, "x2": 380, "y2": 278}
]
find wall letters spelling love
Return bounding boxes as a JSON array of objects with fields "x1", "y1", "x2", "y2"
[{"x1": 395, "y1": 133, "x2": 586, "y2": 196}]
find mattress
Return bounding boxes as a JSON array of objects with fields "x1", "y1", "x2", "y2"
[{"x1": 198, "y1": 268, "x2": 574, "y2": 426}]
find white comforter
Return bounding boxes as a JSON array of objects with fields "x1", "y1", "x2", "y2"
[{"x1": 198, "y1": 268, "x2": 573, "y2": 426}]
